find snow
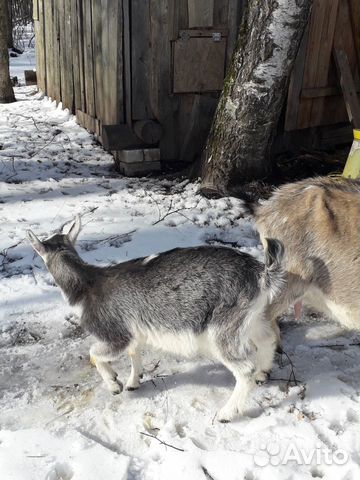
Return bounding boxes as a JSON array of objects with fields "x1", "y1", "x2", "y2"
[
  {"x1": 1, "y1": 75, "x2": 360, "y2": 480},
  {"x1": 9, "y1": 25, "x2": 36, "y2": 85}
]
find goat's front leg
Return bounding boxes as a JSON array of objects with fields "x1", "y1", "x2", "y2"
[{"x1": 90, "y1": 342, "x2": 123, "y2": 395}]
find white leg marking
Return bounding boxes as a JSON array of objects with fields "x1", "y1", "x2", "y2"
[
  {"x1": 126, "y1": 345, "x2": 143, "y2": 391},
  {"x1": 217, "y1": 360, "x2": 255, "y2": 422},
  {"x1": 254, "y1": 332, "x2": 277, "y2": 382},
  {"x1": 90, "y1": 342, "x2": 123, "y2": 395}
]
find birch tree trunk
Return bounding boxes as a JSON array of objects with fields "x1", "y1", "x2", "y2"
[
  {"x1": 201, "y1": 0, "x2": 312, "y2": 196},
  {"x1": 0, "y1": 0, "x2": 15, "y2": 103}
]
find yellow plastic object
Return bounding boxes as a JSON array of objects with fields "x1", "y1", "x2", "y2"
[{"x1": 343, "y1": 129, "x2": 360, "y2": 179}]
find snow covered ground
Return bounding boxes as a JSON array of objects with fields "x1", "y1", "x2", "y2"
[
  {"x1": 0, "y1": 86, "x2": 359, "y2": 478},
  {"x1": 9, "y1": 24, "x2": 36, "y2": 85}
]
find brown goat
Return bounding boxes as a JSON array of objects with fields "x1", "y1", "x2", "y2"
[{"x1": 250, "y1": 177, "x2": 360, "y2": 344}]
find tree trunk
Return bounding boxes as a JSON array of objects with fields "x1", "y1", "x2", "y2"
[
  {"x1": 201, "y1": 0, "x2": 312, "y2": 196},
  {"x1": 0, "y1": 0, "x2": 15, "y2": 103},
  {"x1": 7, "y1": 0, "x2": 13, "y2": 48}
]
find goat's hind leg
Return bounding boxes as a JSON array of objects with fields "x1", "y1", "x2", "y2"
[
  {"x1": 125, "y1": 342, "x2": 143, "y2": 391},
  {"x1": 90, "y1": 342, "x2": 124, "y2": 395},
  {"x1": 216, "y1": 340, "x2": 257, "y2": 423},
  {"x1": 253, "y1": 326, "x2": 277, "y2": 384}
]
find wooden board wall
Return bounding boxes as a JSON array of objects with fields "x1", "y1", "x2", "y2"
[
  {"x1": 285, "y1": 0, "x2": 360, "y2": 131},
  {"x1": 34, "y1": 0, "x2": 123, "y2": 133},
  {"x1": 34, "y1": 0, "x2": 244, "y2": 164}
]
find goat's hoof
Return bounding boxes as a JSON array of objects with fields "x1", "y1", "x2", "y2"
[
  {"x1": 255, "y1": 371, "x2": 269, "y2": 384},
  {"x1": 126, "y1": 386, "x2": 139, "y2": 391},
  {"x1": 109, "y1": 379, "x2": 123, "y2": 395},
  {"x1": 218, "y1": 418, "x2": 231, "y2": 424},
  {"x1": 216, "y1": 408, "x2": 234, "y2": 423}
]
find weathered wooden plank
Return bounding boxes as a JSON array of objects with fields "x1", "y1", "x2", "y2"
[
  {"x1": 226, "y1": 0, "x2": 242, "y2": 66},
  {"x1": 58, "y1": 0, "x2": 67, "y2": 105},
  {"x1": 83, "y1": 0, "x2": 95, "y2": 117},
  {"x1": 33, "y1": 0, "x2": 39, "y2": 20},
  {"x1": 52, "y1": 0, "x2": 61, "y2": 104},
  {"x1": 131, "y1": 0, "x2": 152, "y2": 119},
  {"x1": 349, "y1": 0, "x2": 360, "y2": 66},
  {"x1": 298, "y1": 0, "x2": 340, "y2": 128},
  {"x1": 123, "y1": 0, "x2": 132, "y2": 126},
  {"x1": 44, "y1": 0, "x2": 54, "y2": 99},
  {"x1": 334, "y1": 48, "x2": 360, "y2": 127},
  {"x1": 92, "y1": 0, "x2": 103, "y2": 122},
  {"x1": 179, "y1": 94, "x2": 218, "y2": 162},
  {"x1": 334, "y1": 0, "x2": 359, "y2": 80},
  {"x1": 149, "y1": 0, "x2": 178, "y2": 160},
  {"x1": 34, "y1": 0, "x2": 46, "y2": 91},
  {"x1": 213, "y1": 0, "x2": 228, "y2": 28},
  {"x1": 108, "y1": 0, "x2": 125, "y2": 124},
  {"x1": 131, "y1": 0, "x2": 153, "y2": 120},
  {"x1": 168, "y1": 0, "x2": 179, "y2": 41},
  {"x1": 284, "y1": 23, "x2": 310, "y2": 131},
  {"x1": 178, "y1": 0, "x2": 189, "y2": 29},
  {"x1": 76, "y1": 109, "x2": 100, "y2": 135},
  {"x1": 76, "y1": 0, "x2": 86, "y2": 112},
  {"x1": 70, "y1": 0, "x2": 81, "y2": 111},
  {"x1": 63, "y1": 0, "x2": 74, "y2": 110},
  {"x1": 188, "y1": 0, "x2": 214, "y2": 28},
  {"x1": 100, "y1": 0, "x2": 110, "y2": 124}
]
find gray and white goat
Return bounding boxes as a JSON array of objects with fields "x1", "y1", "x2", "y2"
[{"x1": 27, "y1": 217, "x2": 284, "y2": 422}]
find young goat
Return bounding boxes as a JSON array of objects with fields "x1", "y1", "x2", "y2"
[
  {"x1": 27, "y1": 217, "x2": 284, "y2": 422},
  {"x1": 246, "y1": 177, "x2": 360, "y2": 346}
]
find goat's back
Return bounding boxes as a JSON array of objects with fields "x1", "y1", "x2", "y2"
[{"x1": 82, "y1": 246, "x2": 265, "y2": 342}]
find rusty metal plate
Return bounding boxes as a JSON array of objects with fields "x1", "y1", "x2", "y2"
[{"x1": 173, "y1": 36, "x2": 227, "y2": 93}]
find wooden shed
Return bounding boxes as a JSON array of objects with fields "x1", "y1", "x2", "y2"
[
  {"x1": 279, "y1": 0, "x2": 360, "y2": 151},
  {"x1": 33, "y1": 0, "x2": 243, "y2": 174},
  {"x1": 33, "y1": 0, "x2": 360, "y2": 175}
]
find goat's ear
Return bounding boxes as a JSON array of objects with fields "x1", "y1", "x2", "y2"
[
  {"x1": 67, "y1": 215, "x2": 82, "y2": 244},
  {"x1": 27, "y1": 230, "x2": 46, "y2": 256}
]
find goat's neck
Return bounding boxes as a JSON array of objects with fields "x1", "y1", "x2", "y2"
[{"x1": 49, "y1": 251, "x2": 95, "y2": 306}]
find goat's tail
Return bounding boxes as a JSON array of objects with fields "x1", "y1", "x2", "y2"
[{"x1": 262, "y1": 238, "x2": 285, "y2": 302}]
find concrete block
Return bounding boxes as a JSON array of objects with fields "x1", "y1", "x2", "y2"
[
  {"x1": 118, "y1": 149, "x2": 144, "y2": 164},
  {"x1": 143, "y1": 148, "x2": 160, "y2": 162},
  {"x1": 117, "y1": 161, "x2": 161, "y2": 176}
]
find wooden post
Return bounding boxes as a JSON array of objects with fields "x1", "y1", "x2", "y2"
[{"x1": 333, "y1": 48, "x2": 360, "y2": 128}]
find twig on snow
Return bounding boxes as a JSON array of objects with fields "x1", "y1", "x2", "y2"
[
  {"x1": 310, "y1": 343, "x2": 360, "y2": 349},
  {"x1": 202, "y1": 466, "x2": 216, "y2": 480},
  {"x1": 278, "y1": 348, "x2": 298, "y2": 387},
  {"x1": 139, "y1": 431, "x2": 184, "y2": 452},
  {"x1": 152, "y1": 206, "x2": 192, "y2": 226}
]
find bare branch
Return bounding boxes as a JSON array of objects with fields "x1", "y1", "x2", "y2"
[{"x1": 139, "y1": 431, "x2": 184, "y2": 452}]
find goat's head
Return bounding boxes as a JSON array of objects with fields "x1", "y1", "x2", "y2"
[{"x1": 27, "y1": 215, "x2": 82, "y2": 263}]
